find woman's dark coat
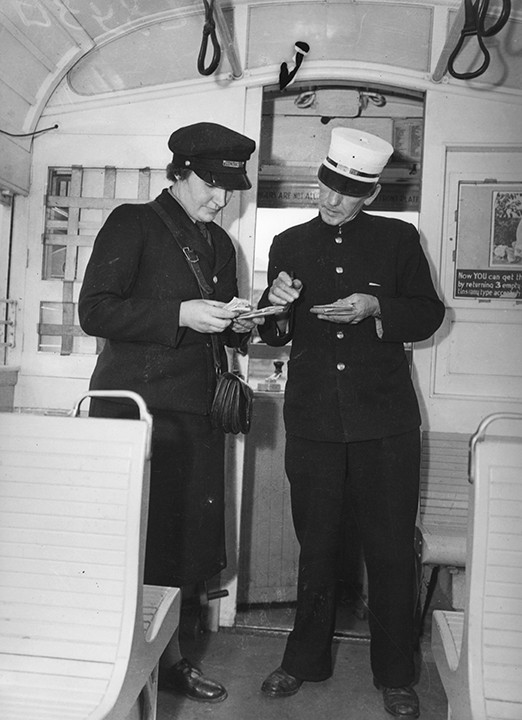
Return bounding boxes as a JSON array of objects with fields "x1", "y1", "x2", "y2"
[
  {"x1": 79, "y1": 188, "x2": 243, "y2": 585},
  {"x1": 79, "y1": 188, "x2": 240, "y2": 414}
]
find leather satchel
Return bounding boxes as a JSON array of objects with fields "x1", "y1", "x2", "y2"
[
  {"x1": 148, "y1": 200, "x2": 254, "y2": 434},
  {"x1": 211, "y1": 370, "x2": 254, "y2": 434}
]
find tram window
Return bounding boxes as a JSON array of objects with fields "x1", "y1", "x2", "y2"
[
  {"x1": 43, "y1": 244, "x2": 66, "y2": 279},
  {"x1": 43, "y1": 171, "x2": 70, "y2": 281},
  {"x1": 38, "y1": 301, "x2": 98, "y2": 355},
  {"x1": 38, "y1": 165, "x2": 165, "y2": 354},
  {"x1": 38, "y1": 302, "x2": 68, "y2": 353},
  {"x1": 253, "y1": 207, "x2": 316, "y2": 305}
]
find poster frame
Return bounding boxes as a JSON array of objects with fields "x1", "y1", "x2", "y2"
[{"x1": 454, "y1": 181, "x2": 522, "y2": 300}]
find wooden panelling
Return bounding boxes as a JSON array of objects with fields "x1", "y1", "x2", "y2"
[
  {"x1": 238, "y1": 394, "x2": 298, "y2": 604},
  {"x1": 0, "y1": 1, "x2": 90, "y2": 62},
  {"x1": 0, "y1": 136, "x2": 31, "y2": 196},
  {"x1": 434, "y1": 313, "x2": 522, "y2": 400},
  {"x1": 0, "y1": 24, "x2": 49, "y2": 101}
]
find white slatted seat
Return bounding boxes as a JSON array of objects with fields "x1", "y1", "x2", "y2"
[
  {"x1": 419, "y1": 431, "x2": 470, "y2": 566},
  {"x1": 0, "y1": 391, "x2": 181, "y2": 720},
  {"x1": 432, "y1": 413, "x2": 522, "y2": 720},
  {"x1": 417, "y1": 432, "x2": 471, "y2": 614}
]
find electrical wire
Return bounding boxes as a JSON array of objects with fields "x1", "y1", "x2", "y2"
[{"x1": 0, "y1": 124, "x2": 59, "y2": 138}]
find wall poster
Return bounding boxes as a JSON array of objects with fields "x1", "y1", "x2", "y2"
[{"x1": 454, "y1": 182, "x2": 522, "y2": 299}]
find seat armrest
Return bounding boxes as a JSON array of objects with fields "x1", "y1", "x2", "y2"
[{"x1": 143, "y1": 585, "x2": 181, "y2": 643}]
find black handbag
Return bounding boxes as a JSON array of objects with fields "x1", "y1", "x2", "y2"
[
  {"x1": 211, "y1": 369, "x2": 254, "y2": 434},
  {"x1": 148, "y1": 200, "x2": 254, "y2": 434}
]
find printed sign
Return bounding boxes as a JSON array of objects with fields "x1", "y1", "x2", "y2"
[
  {"x1": 456, "y1": 269, "x2": 522, "y2": 299},
  {"x1": 454, "y1": 183, "x2": 522, "y2": 300}
]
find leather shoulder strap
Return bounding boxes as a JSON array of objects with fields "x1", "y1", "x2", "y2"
[
  {"x1": 148, "y1": 200, "x2": 214, "y2": 297},
  {"x1": 148, "y1": 200, "x2": 222, "y2": 373}
]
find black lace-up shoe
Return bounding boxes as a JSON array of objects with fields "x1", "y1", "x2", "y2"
[
  {"x1": 374, "y1": 679, "x2": 420, "y2": 717},
  {"x1": 159, "y1": 658, "x2": 227, "y2": 703},
  {"x1": 261, "y1": 666, "x2": 303, "y2": 697}
]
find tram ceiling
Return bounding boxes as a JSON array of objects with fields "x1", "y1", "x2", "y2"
[
  {"x1": 0, "y1": 0, "x2": 226, "y2": 195},
  {"x1": 0, "y1": 0, "x2": 520, "y2": 195}
]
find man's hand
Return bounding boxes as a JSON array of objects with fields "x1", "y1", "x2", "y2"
[
  {"x1": 310, "y1": 294, "x2": 380, "y2": 324},
  {"x1": 268, "y1": 271, "x2": 303, "y2": 309}
]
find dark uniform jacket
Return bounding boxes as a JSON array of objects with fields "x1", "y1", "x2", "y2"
[
  {"x1": 79, "y1": 188, "x2": 242, "y2": 413},
  {"x1": 258, "y1": 211, "x2": 445, "y2": 442}
]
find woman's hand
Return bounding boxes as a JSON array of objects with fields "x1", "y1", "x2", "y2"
[
  {"x1": 179, "y1": 299, "x2": 236, "y2": 333},
  {"x1": 231, "y1": 316, "x2": 265, "y2": 333}
]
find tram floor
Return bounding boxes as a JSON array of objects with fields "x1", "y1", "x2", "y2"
[{"x1": 158, "y1": 603, "x2": 448, "y2": 720}]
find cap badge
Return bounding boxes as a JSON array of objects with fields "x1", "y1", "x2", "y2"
[{"x1": 222, "y1": 160, "x2": 243, "y2": 168}]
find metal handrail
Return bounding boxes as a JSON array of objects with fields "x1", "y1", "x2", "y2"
[
  {"x1": 71, "y1": 390, "x2": 154, "y2": 459},
  {"x1": 469, "y1": 412, "x2": 522, "y2": 482}
]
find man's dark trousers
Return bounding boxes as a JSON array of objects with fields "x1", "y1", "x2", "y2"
[{"x1": 281, "y1": 429, "x2": 420, "y2": 688}]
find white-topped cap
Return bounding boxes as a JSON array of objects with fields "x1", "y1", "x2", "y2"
[{"x1": 318, "y1": 127, "x2": 393, "y2": 197}]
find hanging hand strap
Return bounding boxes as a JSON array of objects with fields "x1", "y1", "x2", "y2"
[
  {"x1": 447, "y1": 0, "x2": 511, "y2": 80},
  {"x1": 148, "y1": 200, "x2": 223, "y2": 373},
  {"x1": 198, "y1": 0, "x2": 221, "y2": 76}
]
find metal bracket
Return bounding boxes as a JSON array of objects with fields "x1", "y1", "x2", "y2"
[{"x1": 0, "y1": 299, "x2": 17, "y2": 348}]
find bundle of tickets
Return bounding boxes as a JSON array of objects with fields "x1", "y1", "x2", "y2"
[
  {"x1": 224, "y1": 297, "x2": 282, "y2": 320},
  {"x1": 225, "y1": 297, "x2": 252, "y2": 314}
]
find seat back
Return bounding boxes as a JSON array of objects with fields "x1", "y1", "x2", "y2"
[
  {"x1": 466, "y1": 414, "x2": 522, "y2": 720},
  {"x1": 0, "y1": 392, "x2": 153, "y2": 720},
  {"x1": 420, "y1": 431, "x2": 470, "y2": 533}
]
